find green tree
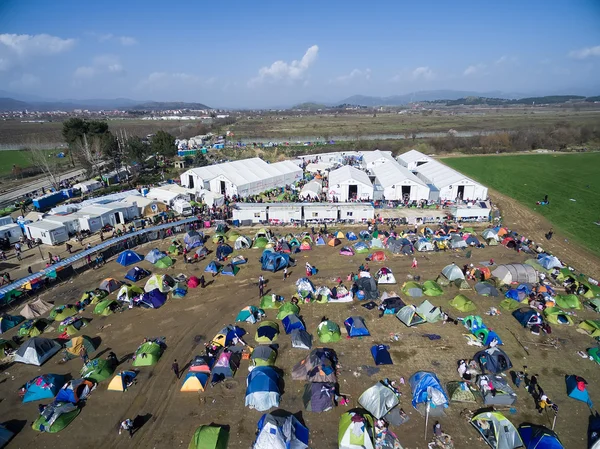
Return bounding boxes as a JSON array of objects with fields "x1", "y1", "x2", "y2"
[
  {"x1": 150, "y1": 130, "x2": 177, "y2": 156},
  {"x1": 123, "y1": 136, "x2": 148, "y2": 165},
  {"x1": 193, "y1": 152, "x2": 210, "y2": 167},
  {"x1": 62, "y1": 118, "x2": 115, "y2": 168}
]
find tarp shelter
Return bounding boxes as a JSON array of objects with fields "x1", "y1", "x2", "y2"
[
  {"x1": 140, "y1": 289, "x2": 167, "y2": 308},
  {"x1": 260, "y1": 251, "x2": 290, "y2": 272},
  {"x1": 303, "y1": 382, "x2": 335, "y2": 412},
  {"x1": 555, "y1": 294, "x2": 581, "y2": 310},
  {"x1": 253, "y1": 413, "x2": 309, "y2": 449},
  {"x1": 64, "y1": 335, "x2": 97, "y2": 360},
  {"x1": 475, "y1": 347, "x2": 513, "y2": 374},
  {"x1": 403, "y1": 281, "x2": 423, "y2": 297},
  {"x1": 245, "y1": 366, "x2": 281, "y2": 411},
  {"x1": 32, "y1": 402, "x2": 80, "y2": 433},
  {"x1": 543, "y1": 307, "x2": 573, "y2": 326},
  {"x1": 291, "y1": 329, "x2": 313, "y2": 350},
  {"x1": 475, "y1": 282, "x2": 499, "y2": 297},
  {"x1": 338, "y1": 411, "x2": 375, "y2": 449},
  {"x1": 396, "y1": 305, "x2": 426, "y2": 327},
  {"x1": 204, "y1": 261, "x2": 223, "y2": 274},
  {"x1": 518, "y1": 424, "x2": 564, "y2": 449},
  {"x1": 356, "y1": 276, "x2": 379, "y2": 300},
  {"x1": 188, "y1": 425, "x2": 229, "y2": 449},
  {"x1": 371, "y1": 344, "x2": 393, "y2": 365},
  {"x1": 276, "y1": 302, "x2": 300, "y2": 320},
  {"x1": 181, "y1": 372, "x2": 209, "y2": 392},
  {"x1": 23, "y1": 374, "x2": 65, "y2": 403},
  {"x1": 124, "y1": 266, "x2": 150, "y2": 282},
  {"x1": 251, "y1": 345, "x2": 277, "y2": 367},
  {"x1": 344, "y1": 316, "x2": 370, "y2": 337},
  {"x1": 471, "y1": 411, "x2": 523, "y2": 449},
  {"x1": 317, "y1": 320, "x2": 341, "y2": 343},
  {"x1": 14, "y1": 337, "x2": 61, "y2": 366},
  {"x1": 410, "y1": 371, "x2": 449, "y2": 416},
  {"x1": 492, "y1": 264, "x2": 537, "y2": 285},
  {"x1": 376, "y1": 267, "x2": 396, "y2": 284},
  {"x1": 292, "y1": 348, "x2": 337, "y2": 382},
  {"x1": 423, "y1": 280, "x2": 443, "y2": 296},
  {"x1": 20, "y1": 298, "x2": 53, "y2": 319},
  {"x1": 512, "y1": 308, "x2": 543, "y2": 329},
  {"x1": 282, "y1": 314, "x2": 305, "y2": 334},
  {"x1": 99, "y1": 278, "x2": 121, "y2": 293},
  {"x1": 255, "y1": 321, "x2": 279, "y2": 343},
  {"x1": 55, "y1": 378, "x2": 95, "y2": 404},
  {"x1": 81, "y1": 358, "x2": 115, "y2": 382},
  {"x1": 446, "y1": 381, "x2": 478, "y2": 403},
  {"x1": 116, "y1": 250, "x2": 143, "y2": 266},
  {"x1": 450, "y1": 294, "x2": 476, "y2": 312},
  {"x1": 132, "y1": 341, "x2": 163, "y2": 367},
  {"x1": 359, "y1": 382, "x2": 400, "y2": 419},
  {"x1": 0, "y1": 314, "x2": 25, "y2": 333},
  {"x1": 107, "y1": 371, "x2": 138, "y2": 392},
  {"x1": 481, "y1": 375, "x2": 517, "y2": 406},
  {"x1": 442, "y1": 263, "x2": 465, "y2": 281},
  {"x1": 145, "y1": 248, "x2": 166, "y2": 264},
  {"x1": 235, "y1": 235, "x2": 252, "y2": 250},
  {"x1": 566, "y1": 375, "x2": 593, "y2": 407}
]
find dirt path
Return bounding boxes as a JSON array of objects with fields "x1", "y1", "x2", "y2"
[{"x1": 489, "y1": 187, "x2": 600, "y2": 275}]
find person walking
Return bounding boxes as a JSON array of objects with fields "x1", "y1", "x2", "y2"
[
  {"x1": 119, "y1": 418, "x2": 134, "y2": 438},
  {"x1": 258, "y1": 275, "x2": 265, "y2": 297},
  {"x1": 171, "y1": 359, "x2": 180, "y2": 379},
  {"x1": 283, "y1": 267, "x2": 288, "y2": 281},
  {"x1": 411, "y1": 257, "x2": 418, "y2": 269}
]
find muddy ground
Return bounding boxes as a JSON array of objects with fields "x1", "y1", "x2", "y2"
[{"x1": 0, "y1": 220, "x2": 598, "y2": 449}]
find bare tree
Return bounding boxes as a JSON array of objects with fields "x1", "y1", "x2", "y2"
[
  {"x1": 25, "y1": 144, "x2": 62, "y2": 191},
  {"x1": 74, "y1": 134, "x2": 105, "y2": 176}
]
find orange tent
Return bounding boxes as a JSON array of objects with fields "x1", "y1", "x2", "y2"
[
  {"x1": 370, "y1": 251, "x2": 387, "y2": 262},
  {"x1": 328, "y1": 238, "x2": 341, "y2": 247},
  {"x1": 497, "y1": 227, "x2": 509, "y2": 237}
]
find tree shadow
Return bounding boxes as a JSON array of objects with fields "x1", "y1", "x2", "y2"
[{"x1": 95, "y1": 347, "x2": 112, "y2": 359}]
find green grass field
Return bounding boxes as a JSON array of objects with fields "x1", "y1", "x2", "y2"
[
  {"x1": 0, "y1": 149, "x2": 70, "y2": 175},
  {"x1": 442, "y1": 153, "x2": 600, "y2": 255}
]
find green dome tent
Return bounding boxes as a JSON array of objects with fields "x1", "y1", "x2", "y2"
[
  {"x1": 260, "y1": 294, "x2": 282, "y2": 310},
  {"x1": 253, "y1": 237, "x2": 269, "y2": 249},
  {"x1": 188, "y1": 425, "x2": 229, "y2": 449},
  {"x1": 212, "y1": 232, "x2": 226, "y2": 243},
  {"x1": 251, "y1": 345, "x2": 277, "y2": 367},
  {"x1": 255, "y1": 321, "x2": 279, "y2": 344},
  {"x1": 339, "y1": 411, "x2": 375, "y2": 449},
  {"x1": 499, "y1": 298, "x2": 522, "y2": 311},
  {"x1": 422, "y1": 280, "x2": 443, "y2": 296},
  {"x1": 155, "y1": 256, "x2": 174, "y2": 269},
  {"x1": 543, "y1": 307, "x2": 573, "y2": 325},
  {"x1": 57, "y1": 318, "x2": 91, "y2": 336},
  {"x1": 50, "y1": 305, "x2": 78, "y2": 322},
  {"x1": 0, "y1": 339, "x2": 17, "y2": 358},
  {"x1": 32, "y1": 402, "x2": 80, "y2": 433},
  {"x1": 317, "y1": 320, "x2": 341, "y2": 343},
  {"x1": 449, "y1": 295, "x2": 477, "y2": 313},
  {"x1": 402, "y1": 281, "x2": 423, "y2": 297},
  {"x1": 276, "y1": 303, "x2": 300, "y2": 320},
  {"x1": 132, "y1": 342, "x2": 163, "y2": 367},
  {"x1": 554, "y1": 294, "x2": 582, "y2": 310},
  {"x1": 81, "y1": 358, "x2": 115, "y2": 382},
  {"x1": 93, "y1": 300, "x2": 119, "y2": 316},
  {"x1": 227, "y1": 231, "x2": 240, "y2": 242}
]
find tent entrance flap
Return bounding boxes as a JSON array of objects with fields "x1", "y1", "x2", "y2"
[
  {"x1": 114, "y1": 213, "x2": 121, "y2": 224},
  {"x1": 220, "y1": 181, "x2": 226, "y2": 194},
  {"x1": 402, "y1": 185, "x2": 411, "y2": 200},
  {"x1": 457, "y1": 185, "x2": 464, "y2": 199},
  {"x1": 188, "y1": 175, "x2": 194, "y2": 189},
  {"x1": 348, "y1": 184, "x2": 358, "y2": 200}
]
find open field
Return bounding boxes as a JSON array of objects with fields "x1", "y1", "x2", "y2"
[
  {"x1": 442, "y1": 153, "x2": 600, "y2": 255},
  {"x1": 230, "y1": 110, "x2": 600, "y2": 139},
  {"x1": 0, "y1": 226, "x2": 598, "y2": 449},
  {"x1": 0, "y1": 149, "x2": 71, "y2": 176}
]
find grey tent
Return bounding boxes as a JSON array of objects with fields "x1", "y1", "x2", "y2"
[
  {"x1": 442, "y1": 264, "x2": 465, "y2": 281},
  {"x1": 292, "y1": 348, "x2": 337, "y2": 382},
  {"x1": 480, "y1": 375, "x2": 517, "y2": 406},
  {"x1": 356, "y1": 276, "x2": 379, "y2": 300},
  {"x1": 475, "y1": 282, "x2": 499, "y2": 297},
  {"x1": 415, "y1": 239, "x2": 434, "y2": 252},
  {"x1": 386, "y1": 239, "x2": 403, "y2": 254},
  {"x1": 396, "y1": 305, "x2": 426, "y2": 327},
  {"x1": 358, "y1": 382, "x2": 400, "y2": 419},
  {"x1": 302, "y1": 382, "x2": 335, "y2": 412},
  {"x1": 234, "y1": 235, "x2": 252, "y2": 250},
  {"x1": 416, "y1": 300, "x2": 442, "y2": 323},
  {"x1": 492, "y1": 264, "x2": 537, "y2": 285},
  {"x1": 290, "y1": 329, "x2": 312, "y2": 350},
  {"x1": 450, "y1": 236, "x2": 468, "y2": 249},
  {"x1": 471, "y1": 411, "x2": 523, "y2": 449},
  {"x1": 474, "y1": 347, "x2": 513, "y2": 374},
  {"x1": 20, "y1": 298, "x2": 53, "y2": 319},
  {"x1": 481, "y1": 229, "x2": 499, "y2": 241},
  {"x1": 14, "y1": 337, "x2": 61, "y2": 366}
]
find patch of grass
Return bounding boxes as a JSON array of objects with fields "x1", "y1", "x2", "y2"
[
  {"x1": 0, "y1": 149, "x2": 70, "y2": 175},
  {"x1": 442, "y1": 153, "x2": 600, "y2": 255}
]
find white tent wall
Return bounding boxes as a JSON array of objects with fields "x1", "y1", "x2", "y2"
[
  {"x1": 268, "y1": 205, "x2": 303, "y2": 224},
  {"x1": 303, "y1": 204, "x2": 338, "y2": 222},
  {"x1": 299, "y1": 181, "x2": 322, "y2": 200},
  {"x1": 328, "y1": 166, "x2": 373, "y2": 202},
  {"x1": 414, "y1": 160, "x2": 488, "y2": 201},
  {"x1": 371, "y1": 161, "x2": 430, "y2": 201},
  {"x1": 361, "y1": 150, "x2": 395, "y2": 169}
]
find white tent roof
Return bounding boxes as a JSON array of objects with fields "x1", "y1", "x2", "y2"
[
  {"x1": 362, "y1": 150, "x2": 395, "y2": 165},
  {"x1": 121, "y1": 195, "x2": 165, "y2": 208},
  {"x1": 300, "y1": 180, "x2": 322, "y2": 199},
  {"x1": 396, "y1": 149, "x2": 432, "y2": 165},
  {"x1": 371, "y1": 161, "x2": 428, "y2": 188},
  {"x1": 305, "y1": 162, "x2": 334, "y2": 173},
  {"x1": 329, "y1": 165, "x2": 372, "y2": 187},
  {"x1": 415, "y1": 160, "x2": 480, "y2": 189}
]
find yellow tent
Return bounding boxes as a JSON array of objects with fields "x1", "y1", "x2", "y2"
[
  {"x1": 107, "y1": 371, "x2": 137, "y2": 392},
  {"x1": 180, "y1": 373, "x2": 209, "y2": 392}
]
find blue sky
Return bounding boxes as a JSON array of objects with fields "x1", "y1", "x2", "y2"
[{"x1": 1, "y1": 0, "x2": 599, "y2": 107}]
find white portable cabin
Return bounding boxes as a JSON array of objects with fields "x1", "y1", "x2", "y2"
[
  {"x1": 372, "y1": 161, "x2": 430, "y2": 201},
  {"x1": 328, "y1": 166, "x2": 373, "y2": 202},
  {"x1": 451, "y1": 203, "x2": 491, "y2": 221},
  {"x1": 73, "y1": 179, "x2": 103, "y2": 194},
  {"x1": 74, "y1": 212, "x2": 103, "y2": 233},
  {"x1": 120, "y1": 196, "x2": 168, "y2": 217},
  {"x1": 337, "y1": 203, "x2": 375, "y2": 222},
  {"x1": 415, "y1": 160, "x2": 488, "y2": 201},
  {"x1": 25, "y1": 221, "x2": 68, "y2": 245},
  {"x1": 195, "y1": 189, "x2": 224, "y2": 207},
  {"x1": 146, "y1": 187, "x2": 187, "y2": 205},
  {"x1": 78, "y1": 203, "x2": 135, "y2": 227},
  {"x1": 299, "y1": 180, "x2": 322, "y2": 200},
  {"x1": 43, "y1": 214, "x2": 81, "y2": 235},
  {"x1": 361, "y1": 150, "x2": 396, "y2": 169},
  {"x1": 0, "y1": 223, "x2": 23, "y2": 244},
  {"x1": 303, "y1": 204, "x2": 338, "y2": 223},
  {"x1": 396, "y1": 149, "x2": 433, "y2": 171},
  {"x1": 232, "y1": 204, "x2": 268, "y2": 224},
  {"x1": 0, "y1": 216, "x2": 14, "y2": 226},
  {"x1": 267, "y1": 204, "x2": 303, "y2": 224}
]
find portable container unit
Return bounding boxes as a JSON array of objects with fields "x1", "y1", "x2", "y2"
[
  {"x1": 303, "y1": 204, "x2": 338, "y2": 223},
  {"x1": 43, "y1": 214, "x2": 81, "y2": 235},
  {"x1": 32, "y1": 192, "x2": 64, "y2": 211},
  {"x1": 75, "y1": 212, "x2": 103, "y2": 233},
  {"x1": 0, "y1": 216, "x2": 14, "y2": 226},
  {"x1": 0, "y1": 223, "x2": 23, "y2": 244},
  {"x1": 267, "y1": 204, "x2": 303, "y2": 224},
  {"x1": 337, "y1": 203, "x2": 375, "y2": 222},
  {"x1": 232, "y1": 204, "x2": 268, "y2": 224},
  {"x1": 25, "y1": 221, "x2": 68, "y2": 245},
  {"x1": 73, "y1": 180, "x2": 103, "y2": 194}
]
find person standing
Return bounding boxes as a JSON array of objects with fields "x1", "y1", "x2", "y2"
[
  {"x1": 14, "y1": 243, "x2": 22, "y2": 261},
  {"x1": 258, "y1": 275, "x2": 265, "y2": 297},
  {"x1": 283, "y1": 267, "x2": 288, "y2": 281},
  {"x1": 119, "y1": 418, "x2": 134, "y2": 438},
  {"x1": 171, "y1": 359, "x2": 180, "y2": 379},
  {"x1": 411, "y1": 257, "x2": 418, "y2": 268}
]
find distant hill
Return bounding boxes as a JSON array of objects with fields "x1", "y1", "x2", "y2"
[
  {"x1": 129, "y1": 101, "x2": 211, "y2": 110},
  {"x1": 337, "y1": 90, "x2": 524, "y2": 106},
  {"x1": 292, "y1": 102, "x2": 329, "y2": 110},
  {"x1": 0, "y1": 97, "x2": 30, "y2": 111},
  {"x1": 444, "y1": 95, "x2": 586, "y2": 106}
]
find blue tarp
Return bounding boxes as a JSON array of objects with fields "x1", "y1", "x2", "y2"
[
  {"x1": 116, "y1": 250, "x2": 143, "y2": 266},
  {"x1": 371, "y1": 345, "x2": 393, "y2": 365},
  {"x1": 23, "y1": 374, "x2": 64, "y2": 403},
  {"x1": 409, "y1": 371, "x2": 448, "y2": 409},
  {"x1": 140, "y1": 289, "x2": 167, "y2": 309}
]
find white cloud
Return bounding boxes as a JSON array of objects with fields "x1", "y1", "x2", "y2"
[
  {"x1": 119, "y1": 36, "x2": 137, "y2": 46},
  {"x1": 249, "y1": 45, "x2": 319, "y2": 86},
  {"x1": 391, "y1": 66, "x2": 435, "y2": 82},
  {"x1": 463, "y1": 63, "x2": 486, "y2": 76},
  {"x1": 93, "y1": 33, "x2": 138, "y2": 46},
  {"x1": 74, "y1": 66, "x2": 95, "y2": 78},
  {"x1": 9, "y1": 73, "x2": 41, "y2": 90},
  {"x1": 412, "y1": 66, "x2": 434, "y2": 80},
  {"x1": 495, "y1": 56, "x2": 508, "y2": 65},
  {"x1": 74, "y1": 54, "x2": 124, "y2": 78},
  {"x1": 569, "y1": 45, "x2": 600, "y2": 59},
  {"x1": 333, "y1": 68, "x2": 371, "y2": 84},
  {"x1": 0, "y1": 33, "x2": 75, "y2": 70},
  {"x1": 137, "y1": 72, "x2": 213, "y2": 91}
]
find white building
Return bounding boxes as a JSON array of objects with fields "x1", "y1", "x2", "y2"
[
  {"x1": 0, "y1": 223, "x2": 23, "y2": 244},
  {"x1": 146, "y1": 186, "x2": 190, "y2": 205},
  {"x1": 43, "y1": 214, "x2": 81, "y2": 235},
  {"x1": 120, "y1": 196, "x2": 169, "y2": 217},
  {"x1": 361, "y1": 150, "x2": 395, "y2": 169},
  {"x1": 328, "y1": 166, "x2": 373, "y2": 202},
  {"x1": 396, "y1": 149, "x2": 433, "y2": 171},
  {"x1": 25, "y1": 221, "x2": 69, "y2": 245},
  {"x1": 299, "y1": 180, "x2": 322, "y2": 200},
  {"x1": 78, "y1": 203, "x2": 137, "y2": 227},
  {"x1": 296, "y1": 151, "x2": 361, "y2": 165},
  {"x1": 0, "y1": 216, "x2": 14, "y2": 226},
  {"x1": 267, "y1": 204, "x2": 303, "y2": 224},
  {"x1": 74, "y1": 211, "x2": 103, "y2": 233},
  {"x1": 180, "y1": 158, "x2": 302, "y2": 198},
  {"x1": 414, "y1": 160, "x2": 488, "y2": 201},
  {"x1": 73, "y1": 179, "x2": 103, "y2": 194},
  {"x1": 337, "y1": 203, "x2": 375, "y2": 222},
  {"x1": 371, "y1": 161, "x2": 430, "y2": 201},
  {"x1": 232, "y1": 204, "x2": 268, "y2": 224},
  {"x1": 451, "y1": 202, "x2": 492, "y2": 221}
]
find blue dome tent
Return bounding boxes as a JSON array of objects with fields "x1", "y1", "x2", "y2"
[
  {"x1": 518, "y1": 424, "x2": 564, "y2": 449},
  {"x1": 566, "y1": 375, "x2": 593, "y2": 408},
  {"x1": 409, "y1": 371, "x2": 449, "y2": 416},
  {"x1": 260, "y1": 251, "x2": 290, "y2": 272},
  {"x1": 253, "y1": 413, "x2": 309, "y2": 449},
  {"x1": 116, "y1": 250, "x2": 143, "y2": 266},
  {"x1": 204, "y1": 261, "x2": 223, "y2": 274},
  {"x1": 282, "y1": 314, "x2": 305, "y2": 334},
  {"x1": 124, "y1": 266, "x2": 150, "y2": 282},
  {"x1": 344, "y1": 316, "x2": 370, "y2": 337},
  {"x1": 23, "y1": 374, "x2": 65, "y2": 403},
  {"x1": 245, "y1": 366, "x2": 281, "y2": 411},
  {"x1": 140, "y1": 289, "x2": 167, "y2": 309},
  {"x1": 145, "y1": 248, "x2": 166, "y2": 264}
]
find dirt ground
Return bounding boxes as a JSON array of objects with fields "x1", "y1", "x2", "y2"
[{"x1": 1, "y1": 221, "x2": 598, "y2": 449}]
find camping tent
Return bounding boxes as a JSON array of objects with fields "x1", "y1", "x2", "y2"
[
  {"x1": 234, "y1": 235, "x2": 252, "y2": 250},
  {"x1": 276, "y1": 303, "x2": 300, "y2": 320},
  {"x1": 251, "y1": 346, "x2": 277, "y2": 367},
  {"x1": 317, "y1": 320, "x2": 341, "y2": 343},
  {"x1": 344, "y1": 316, "x2": 370, "y2": 337},
  {"x1": 188, "y1": 425, "x2": 229, "y2": 449},
  {"x1": 376, "y1": 267, "x2": 396, "y2": 284},
  {"x1": 99, "y1": 278, "x2": 121, "y2": 293},
  {"x1": 140, "y1": 289, "x2": 167, "y2": 308},
  {"x1": 117, "y1": 285, "x2": 144, "y2": 304},
  {"x1": 492, "y1": 264, "x2": 537, "y2": 285},
  {"x1": 181, "y1": 372, "x2": 209, "y2": 392},
  {"x1": 481, "y1": 375, "x2": 517, "y2": 406},
  {"x1": 144, "y1": 274, "x2": 175, "y2": 293},
  {"x1": 32, "y1": 402, "x2": 80, "y2": 433},
  {"x1": 481, "y1": 229, "x2": 499, "y2": 241},
  {"x1": 543, "y1": 307, "x2": 573, "y2": 326},
  {"x1": 409, "y1": 371, "x2": 449, "y2": 416},
  {"x1": 116, "y1": 250, "x2": 143, "y2": 266},
  {"x1": 260, "y1": 294, "x2": 281, "y2": 310},
  {"x1": 555, "y1": 294, "x2": 582, "y2": 310},
  {"x1": 402, "y1": 281, "x2": 423, "y2": 297},
  {"x1": 253, "y1": 413, "x2": 309, "y2": 449},
  {"x1": 338, "y1": 411, "x2": 375, "y2": 449},
  {"x1": 446, "y1": 381, "x2": 478, "y2": 403},
  {"x1": 475, "y1": 347, "x2": 513, "y2": 374},
  {"x1": 512, "y1": 308, "x2": 543, "y2": 329},
  {"x1": 518, "y1": 424, "x2": 564, "y2": 449},
  {"x1": 356, "y1": 276, "x2": 379, "y2": 300},
  {"x1": 212, "y1": 351, "x2": 241, "y2": 382},
  {"x1": 353, "y1": 242, "x2": 369, "y2": 254},
  {"x1": 64, "y1": 336, "x2": 97, "y2": 360},
  {"x1": 471, "y1": 411, "x2": 523, "y2": 449},
  {"x1": 537, "y1": 254, "x2": 563, "y2": 270},
  {"x1": 282, "y1": 314, "x2": 305, "y2": 334},
  {"x1": 475, "y1": 282, "x2": 499, "y2": 297},
  {"x1": 450, "y1": 294, "x2": 476, "y2": 312},
  {"x1": 340, "y1": 246, "x2": 355, "y2": 256},
  {"x1": 346, "y1": 232, "x2": 357, "y2": 240},
  {"x1": 368, "y1": 250, "x2": 387, "y2": 261},
  {"x1": 303, "y1": 382, "x2": 335, "y2": 412},
  {"x1": 291, "y1": 329, "x2": 312, "y2": 350},
  {"x1": 50, "y1": 305, "x2": 78, "y2": 322},
  {"x1": 296, "y1": 277, "x2": 316, "y2": 296},
  {"x1": 423, "y1": 280, "x2": 444, "y2": 296},
  {"x1": 566, "y1": 375, "x2": 593, "y2": 407},
  {"x1": 260, "y1": 251, "x2": 290, "y2": 272},
  {"x1": 205, "y1": 261, "x2": 223, "y2": 275},
  {"x1": 236, "y1": 306, "x2": 261, "y2": 324},
  {"x1": 20, "y1": 298, "x2": 53, "y2": 319},
  {"x1": 93, "y1": 299, "x2": 119, "y2": 316},
  {"x1": 0, "y1": 314, "x2": 25, "y2": 333},
  {"x1": 124, "y1": 266, "x2": 150, "y2": 282},
  {"x1": 14, "y1": 337, "x2": 61, "y2": 366},
  {"x1": 245, "y1": 366, "x2": 281, "y2": 411},
  {"x1": 358, "y1": 382, "x2": 400, "y2": 419},
  {"x1": 415, "y1": 239, "x2": 434, "y2": 252},
  {"x1": 396, "y1": 305, "x2": 426, "y2": 327},
  {"x1": 442, "y1": 264, "x2": 465, "y2": 281},
  {"x1": 23, "y1": 374, "x2": 64, "y2": 403},
  {"x1": 132, "y1": 341, "x2": 163, "y2": 367},
  {"x1": 145, "y1": 248, "x2": 166, "y2": 263},
  {"x1": 189, "y1": 356, "x2": 214, "y2": 374},
  {"x1": 0, "y1": 424, "x2": 13, "y2": 447},
  {"x1": 222, "y1": 263, "x2": 239, "y2": 276},
  {"x1": 328, "y1": 238, "x2": 341, "y2": 247},
  {"x1": 0, "y1": 339, "x2": 16, "y2": 358},
  {"x1": 55, "y1": 378, "x2": 95, "y2": 404},
  {"x1": 292, "y1": 348, "x2": 337, "y2": 382},
  {"x1": 81, "y1": 358, "x2": 115, "y2": 382},
  {"x1": 255, "y1": 321, "x2": 279, "y2": 343},
  {"x1": 371, "y1": 345, "x2": 393, "y2": 365},
  {"x1": 107, "y1": 371, "x2": 138, "y2": 392},
  {"x1": 155, "y1": 256, "x2": 173, "y2": 268},
  {"x1": 216, "y1": 244, "x2": 233, "y2": 260}
]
